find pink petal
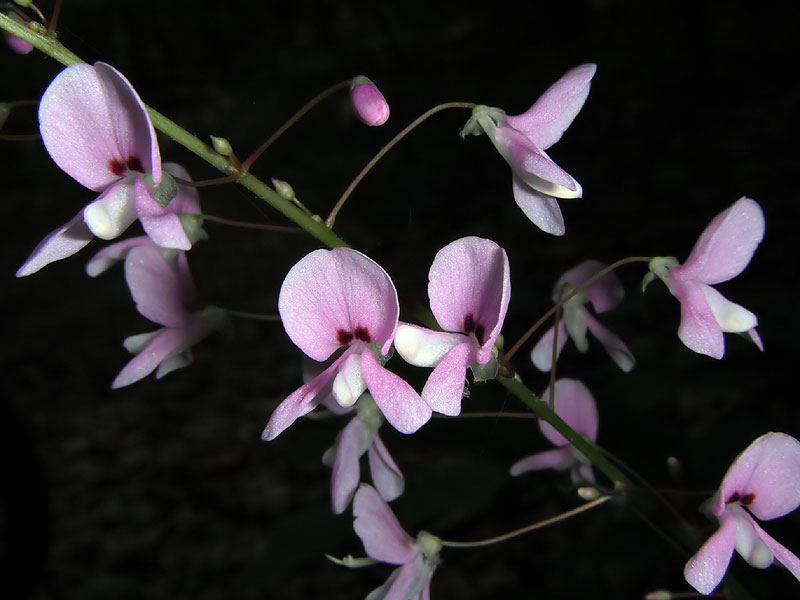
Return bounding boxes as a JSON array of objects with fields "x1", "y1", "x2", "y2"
[
  {"x1": 112, "y1": 326, "x2": 186, "y2": 388},
  {"x1": 16, "y1": 211, "x2": 94, "y2": 277},
  {"x1": 262, "y1": 352, "x2": 348, "y2": 441},
  {"x1": 279, "y1": 248, "x2": 400, "y2": 361},
  {"x1": 584, "y1": 312, "x2": 635, "y2": 372},
  {"x1": 511, "y1": 174, "x2": 566, "y2": 236},
  {"x1": 368, "y1": 435, "x2": 405, "y2": 502},
  {"x1": 684, "y1": 506, "x2": 738, "y2": 595},
  {"x1": 361, "y1": 351, "x2": 432, "y2": 434},
  {"x1": 162, "y1": 162, "x2": 201, "y2": 215},
  {"x1": 420, "y1": 342, "x2": 476, "y2": 416},
  {"x1": 350, "y1": 77, "x2": 390, "y2": 126},
  {"x1": 505, "y1": 64, "x2": 596, "y2": 150},
  {"x1": 331, "y1": 418, "x2": 371, "y2": 514},
  {"x1": 85, "y1": 235, "x2": 153, "y2": 277},
  {"x1": 715, "y1": 433, "x2": 800, "y2": 520},
  {"x1": 670, "y1": 279, "x2": 725, "y2": 359},
  {"x1": 383, "y1": 559, "x2": 430, "y2": 600},
  {"x1": 539, "y1": 379, "x2": 599, "y2": 445},
  {"x1": 552, "y1": 260, "x2": 624, "y2": 313},
  {"x1": 427, "y1": 237, "x2": 510, "y2": 363},
  {"x1": 124, "y1": 245, "x2": 194, "y2": 328},
  {"x1": 750, "y1": 518, "x2": 800, "y2": 583},
  {"x1": 38, "y1": 62, "x2": 160, "y2": 191},
  {"x1": 509, "y1": 448, "x2": 572, "y2": 475},
  {"x1": 530, "y1": 322, "x2": 568, "y2": 372},
  {"x1": 83, "y1": 178, "x2": 138, "y2": 240},
  {"x1": 672, "y1": 197, "x2": 765, "y2": 285},
  {"x1": 134, "y1": 177, "x2": 192, "y2": 250},
  {"x1": 353, "y1": 484, "x2": 417, "y2": 564}
]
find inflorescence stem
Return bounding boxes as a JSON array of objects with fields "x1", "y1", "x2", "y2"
[
  {"x1": 325, "y1": 101, "x2": 476, "y2": 227},
  {"x1": 186, "y1": 213, "x2": 303, "y2": 233}
]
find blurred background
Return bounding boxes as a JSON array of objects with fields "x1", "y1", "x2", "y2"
[{"x1": 2, "y1": 0, "x2": 798, "y2": 598}]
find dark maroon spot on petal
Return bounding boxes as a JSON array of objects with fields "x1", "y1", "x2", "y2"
[
  {"x1": 464, "y1": 313, "x2": 476, "y2": 334},
  {"x1": 727, "y1": 492, "x2": 741, "y2": 504},
  {"x1": 336, "y1": 329, "x2": 353, "y2": 345},
  {"x1": 740, "y1": 493, "x2": 756, "y2": 506},
  {"x1": 354, "y1": 326, "x2": 371, "y2": 342},
  {"x1": 127, "y1": 156, "x2": 145, "y2": 173},
  {"x1": 475, "y1": 324, "x2": 486, "y2": 346},
  {"x1": 109, "y1": 158, "x2": 126, "y2": 177}
]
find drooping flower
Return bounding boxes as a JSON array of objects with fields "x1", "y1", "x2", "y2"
[
  {"x1": 85, "y1": 163, "x2": 207, "y2": 277},
  {"x1": 350, "y1": 75, "x2": 390, "y2": 126},
  {"x1": 460, "y1": 64, "x2": 596, "y2": 235},
  {"x1": 353, "y1": 484, "x2": 441, "y2": 600},
  {"x1": 263, "y1": 248, "x2": 431, "y2": 440},
  {"x1": 684, "y1": 432, "x2": 800, "y2": 595},
  {"x1": 510, "y1": 379, "x2": 598, "y2": 484},
  {"x1": 394, "y1": 236, "x2": 511, "y2": 417},
  {"x1": 643, "y1": 197, "x2": 765, "y2": 359},
  {"x1": 531, "y1": 260, "x2": 634, "y2": 372},
  {"x1": 112, "y1": 245, "x2": 228, "y2": 388},
  {"x1": 17, "y1": 62, "x2": 197, "y2": 277},
  {"x1": 322, "y1": 394, "x2": 404, "y2": 514}
]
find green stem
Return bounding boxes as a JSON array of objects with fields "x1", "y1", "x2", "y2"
[{"x1": 0, "y1": 13, "x2": 348, "y2": 250}]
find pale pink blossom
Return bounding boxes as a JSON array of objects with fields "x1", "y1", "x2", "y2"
[
  {"x1": 353, "y1": 484, "x2": 441, "y2": 600},
  {"x1": 531, "y1": 260, "x2": 634, "y2": 372},
  {"x1": 263, "y1": 248, "x2": 431, "y2": 440},
  {"x1": 113, "y1": 245, "x2": 227, "y2": 388},
  {"x1": 394, "y1": 237, "x2": 510, "y2": 417},
  {"x1": 350, "y1": 76, "x2": 390, "y2": 126},
  {"x1": 644, "y1": 197, "x2": 765, "y2": 358},
  {"x1": 17, "y1": 63, "x2": 197, "y2": 277},
  {"x1": 322, "y1": 395, "x2": 404, "y2": 514},
  {"x1": 461, "y1": 64, "x2": 595, "y2": 235},
  {"x1": 510, "y1": 379, "x2": 598, "y2": 484},
  {"x1": 684, "y1": 432, "x2": 800, "y2": 595}
]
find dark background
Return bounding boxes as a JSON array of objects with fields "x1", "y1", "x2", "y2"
[{"x1": 2, "y1": 0, "x2": 798, "y2": 598}]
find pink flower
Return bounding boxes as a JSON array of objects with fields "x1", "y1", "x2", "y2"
[
  {"x1": 323, "y1": 395, "x2": 404, "y2": 514},
  {"x1": 684, "y1": 432, "x2": 800, "y2": 595},
  {"x1": 461, "y1": 64, "x2": 596, "y2": 235},
  {"x1": 353, "y1": 484, "x2": 441, "y2": 600},
  {"x1": 350, "y1": 76, "x2": 390, "y2": 126},
  {"x1": 17, "y1": 63, "x2": 197, "y2": 277},
  {"x1": 3, "y1": 11, "x2": 33, "y2": 54},
  {"x1": 394, "y1": 237, "x2": 511, "y2": 417},
  {"x1": 645, "y1": 197, "x2": 765, "y2": 358},
  {"x1": 263, "y1": 248, "x2": 432, "y2": 440},
  {"x1": 112, "y1": 245, "x2": 227, "y2": 388},
  {"x1": 531, "y1": 260, "x2": 634, "y2": 372},
  {"x1": 510, "y1": 379, "x2": 598, "y2": 484}
]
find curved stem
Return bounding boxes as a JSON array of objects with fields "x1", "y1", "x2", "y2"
[
  {"x1": 47, "y1": 0, "x2": 63, "y2": 36},
  {"x1": 221, "y1": 309, "x2": 281, "y2": 322},
  {"x1": 325, "y1": 101, "x2": 476, "y2": 227},
  {"x1": 504, "y1": 256, "x2": 652, "y2": 361},
  {"x1": 188, "y1": 213, "x2": 303, "y2": 233},
  {"x1": 441, "y1": 495, "x2": 611, "y2": 548}
]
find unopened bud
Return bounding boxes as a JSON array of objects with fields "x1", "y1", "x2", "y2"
[
  {"x1": 350, "y1": 75, "x2": 389, "y2": 126},
  {"x1": 271, "y1": 178, "x2": 295, "y2": 201},
  {"x1": 577, "y1": 486, "x2": 600, "y2": 501},
  {"x1": 13, "y1": 0, "x2": 33, "y2": 8},
  {"x1": 210, "y1": 135, "x2": 233, "y2": 157}
]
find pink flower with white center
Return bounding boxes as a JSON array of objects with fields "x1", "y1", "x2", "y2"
[
  {"x1": 353, "y1": 484, "x2": 441, "y2": 600},
  {"x1": 85, "y1": 163, "x2": 207, "y2": 277},
  {"x1": 684, "y1": 432, "x2": 800, "y2": 595},
  {"x1": 263, "y1": 248, "x2": 432, "y2": 440},
  {"x1": 510, "y1": 379, "x2": 598, "y2": 485},
  {"x1": 350, "y1": 75, "x2": 390, "y2": 126},
  {"x1": 16, "y1": 62, "x2": 197, "y2": 277},
  {"x1": 461, "y1": 64, "x2": 596, "y2": 235},
  {"x1": 394, "y1": 237, "x2": 511, "y2": 417},
  {"x1": 531, "y1": 260, "x2": 634, "y2": 372},
  {"x1": 644, "y1": 197, "x2": 765, "y2": 359},
  {"x1": 113, "y1": 245, "x2": 228, "y2": 388},
  {"x1": 323, "y1": 395, "x2": 404, "y2": 514}
]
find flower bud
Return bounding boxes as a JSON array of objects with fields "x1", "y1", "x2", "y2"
[
  {"x1": 349, "y1": 76, "x2": 389, "y2": 126},
  {"x1": 271, "y1": 178, "x2": 295, "y2": 201},
  {"x1": 210, "y1": 135, "x2": 233, "y2": 157}
]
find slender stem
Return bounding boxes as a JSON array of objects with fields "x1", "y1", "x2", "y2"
[
  {"x1": 187, "y1": 213, "x2": 303, "y2": 233},
  {"x1": 504, "y1": 256, "x2": 652, "y2": 361},
  {"x1": 0, "y1": 13, "x2": 81, "y2": 65},
  {"x1": 48, "y1": 0, "x2": 63, "y2": 35},
  {"x1": 240, "y1": 80, "x2": 350, "y2": 174},
  {"x1": 325, "y1": 101, "x2": 476, "y2": 227},
  {"x1": 222, "y1": 309, "x2": 281, "y2": 322},
  {"x1": 548, "y1": 307, "x2": 560, "y2": 409},
  {"x1": 441, "y1": 495, "x2": 611, "y2": 548}
]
